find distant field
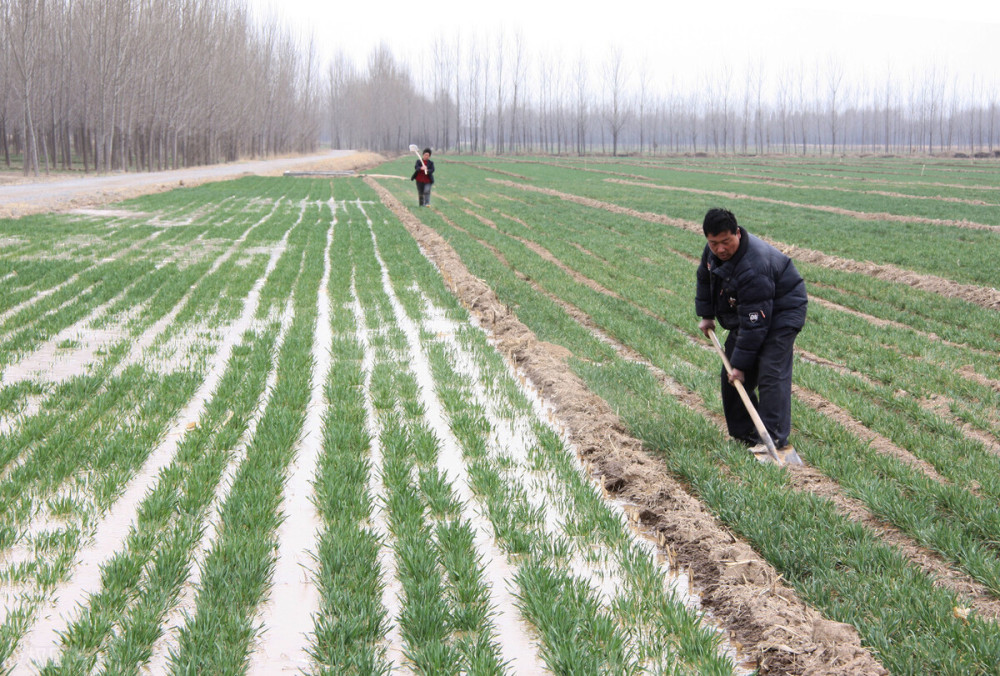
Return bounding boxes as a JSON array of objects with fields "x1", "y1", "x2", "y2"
[{"x1": 0, "y1": 155, "x2": 998, "y2": 674}]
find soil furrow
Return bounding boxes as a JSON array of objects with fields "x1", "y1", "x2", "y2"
[
  {"x1": 533, "y1": 158, "x2": 1000, "y2": 192},
  {"x1": 607, "y1": 177, "x2": 1000, "y2": 233}
]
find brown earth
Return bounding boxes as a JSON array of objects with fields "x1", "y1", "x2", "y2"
[{"x1": 366, "y1": 175, "x2": 888, "y2": 675}]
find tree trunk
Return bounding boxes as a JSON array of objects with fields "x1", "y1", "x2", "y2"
[
  {"x1": 23, "y1": 105, "x2": 39, "y2": 177},
  {"x1": 1, "y1": 119, "x2": 9, "y2": 168}
]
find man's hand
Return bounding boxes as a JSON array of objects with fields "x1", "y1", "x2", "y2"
[
  {"x1": 728, "y1": 368, "x2": 745, "y2": 385},
  {"x1": 698, "y1": 318, "x2": 715, "y2": 337}
]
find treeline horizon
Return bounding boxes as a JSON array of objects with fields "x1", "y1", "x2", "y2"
[
  {"x1": 330, "y1": 35, "x2": 1000, "y2": 159},
  {"x1": 3, "y1": 0, "x2": 999, "y2": 177}
]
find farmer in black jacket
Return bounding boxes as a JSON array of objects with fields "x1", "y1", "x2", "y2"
[
  {"x1": 696, "y1": 208, "x2": 807, "y2": 455},
  {"x1": 410, "y1": 148, "x2": 435, "y2": 206}
]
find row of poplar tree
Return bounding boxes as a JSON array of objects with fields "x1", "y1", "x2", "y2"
[{"x1": 2, "y1": 0, "x2": 320, "y2": 175}]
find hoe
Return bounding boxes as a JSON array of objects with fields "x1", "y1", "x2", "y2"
[
  {"x1": 708, "y1": 329, "x2": 804, "y2": 467},
  {"x1": 408, "y1": 144, "x2": 426, "y2": 172}
]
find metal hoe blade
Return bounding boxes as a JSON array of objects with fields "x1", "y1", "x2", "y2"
[{"x1": 408, "y1": 144, "x2": 426, "y2": 171}]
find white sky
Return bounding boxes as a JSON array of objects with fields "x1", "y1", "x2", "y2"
[{"x1": 247, "y1": 0, "x2": 1000, "y2": 96}]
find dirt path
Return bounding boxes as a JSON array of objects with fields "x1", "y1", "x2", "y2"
[{"x1": 0, "y1": 151, "x2": 384, "y2": 219}]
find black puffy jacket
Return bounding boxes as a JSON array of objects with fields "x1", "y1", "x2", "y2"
[{"x1": 695, "y1": 226, "x2": 807, "y2": 371}]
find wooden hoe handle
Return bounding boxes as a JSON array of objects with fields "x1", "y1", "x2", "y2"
[{"x1": 707, "y1": 329, "x2": 783, "y2": 465}]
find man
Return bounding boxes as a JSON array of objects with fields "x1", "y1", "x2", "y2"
[
  {"x1": 696, "y1": 207, "x2": 807, "y2": 456},
  {"x1": 410, "y1": 147, "x2": 435, "y2": 206}
]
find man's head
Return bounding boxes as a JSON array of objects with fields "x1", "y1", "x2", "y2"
[
  {"x1": 422, "y1": 148, "x2": 432, "y2": 159},
  {"x1": 703, "y1": 208, "x2": 741, "y2": 261}
]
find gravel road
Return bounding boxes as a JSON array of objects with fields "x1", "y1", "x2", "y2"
[{"x1": 0, "y1": 149, "x2": 374, "y2": 218}]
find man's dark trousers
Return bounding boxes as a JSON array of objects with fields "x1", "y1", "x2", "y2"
[{"x1": 721, "y1": 326, "x2": 798, "y2": 448}]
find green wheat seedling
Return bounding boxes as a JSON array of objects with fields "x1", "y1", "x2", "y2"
[
  {"x1": 397, "y1": 205, "x2": 614, "y2": 363},
  {"x1": 445, "y1": 157, "x2": 998, "y2": 288},
  {"x1": 801, "y1": 264, "x2": 1000, "y2": 353},
  {"x1": 168, "y1": 210, "x2": 327, "y2": 673},
  {"x1": 0, "y1": 366, "x2": 197, "y2": 529},
  {"x1": 376, "y1": 403, "x2": 460, "y2": 671},
  {"x1": 2, "y1": 158, "x2": 994, "y2": 672},
  {"x1": 422, "y1": 161, "x2": 992, "y2": 368},
  {"x1": 309, "y1": 321, "x2": 390, "y2": 673},
  {"x1": 35, "y1": 328, "x2": 277, "y2": 674},
  {"x1": 0, "y1": 342, "x2": 131, "y2": 467},
  {"x1": 0, "y1": 381, "x2": 45, "y2": 423},
  {"x1": 165, "y1": 254, "x2": 267, "y2": 329},
  {"x1": 531, "y1": 423, "x2": 737, "y2": 675},
  {"x1": 0, "y1": 259, "x2": 154, "y2": 366},
  {"x1": 418, "y1": 324, "x2": 700, "y2": 663},
  {"x1": 352, "y1": 219, "x2": 512, "y2": 674},
  {"x1": 448, "y1": 328, "x2": 736, "y2": 673},
  {"x1": 253, "y1": 234, "x2": 309, "y2": 321},
  {"x1": 0, "y1": 368, "x2": 199, "y2": 666},
  {"x1": 795, "y1": 299, "x2": 999, "y2": 402},
  {"x1": 378, "y1": 404, "x2": 504, "y2": 674}
]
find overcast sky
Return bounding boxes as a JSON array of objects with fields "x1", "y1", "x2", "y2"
[{"x1": 247, "y1": 0, "x2": 1000, "y2": 94}]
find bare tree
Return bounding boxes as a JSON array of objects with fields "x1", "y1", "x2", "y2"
[
  {"x1": 493, "y1": 30, "x2": 505, "y2": 154},
  {"x1": 432, "y1": 36, "x2": 455, "y2": 151},
  {"x1": 776, "y1": 65, "x2": 793, "y2": 153},
  {"x1": 508, "y1": 30, "x2": 526, "y2": 153},
  {"x1": 825, "y1": 56, "x2": 844, "y2": 154},
  {"x1": 602, "y1": 46, "x2": 630, "y2": 156},
  {"x1": 466, "y1": 38, "x2": 485, "y2": 153},
  {"x1": 883, "y1": 64, "x2": 895, "y2": 153},
  {"x1": 988, "y1": 77, "x2": 998, "y2": 152},
  {"x1": 749, "y1": 59, "x2": 765, "y2": 153},
  {"x1": 637, "y1": 57, "x2": 650, "y2": 154},
  {"x1": 574, "y1": 52, "x2": 588, "y2": 155},
  {"x1": 740, "y1": 63, "x2": 753, "y2": 154},
  {"x1": 687, "y1": 91, "x2": 701, "y2": 152},
  {"x1": 5, "y1": 7, "x2": 999, "y2": 169},
  {"x1": 536, "y1": 49, "x2": 553, "y2": 153},
  {"x1": 4, "y1": 0, "x2": 47, "y2": 175},
  {"x1": 796, "y1": 62, "x2": 810, "y2": 154},
  {"x1": 720, "y1": 63, "x2": 734, "y2": 152},
  {"x1": 451, "y1": 33, "x2": 461, "y2": 152}
]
